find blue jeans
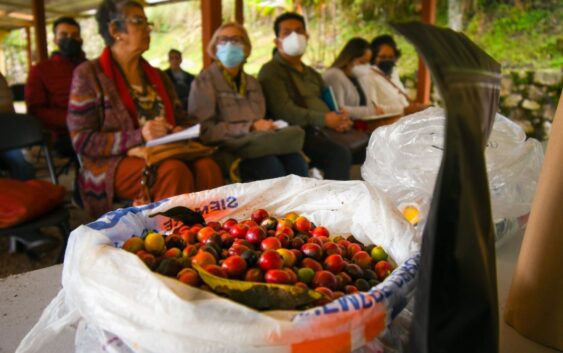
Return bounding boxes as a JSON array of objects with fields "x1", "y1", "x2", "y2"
[
  {"x1": 0, "y1": 149, "x2": 35, "y2": 180},
  {"x1": 239, "y1": 153, "x2": 308, "y2": 182}
]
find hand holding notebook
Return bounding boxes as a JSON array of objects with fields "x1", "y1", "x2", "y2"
[{"x1": 146, "y1": 124, "x2": 201, "y2": 147}]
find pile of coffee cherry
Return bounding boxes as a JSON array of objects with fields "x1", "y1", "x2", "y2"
[{"x1": 122, "y1": 209, "x2": 394, "y2": 305}]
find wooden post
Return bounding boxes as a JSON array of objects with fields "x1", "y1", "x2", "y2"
[
  {"x1": 201, "y1": 0, "x2": 222, "y2": 68},
  {"x1": 32, "y1": 0, "x2": 48, "y2": 63},
  {"x1": 25, "y1": 27, "x2": 33, "y2": 69},
  {"x1": 416, "y1": 0, "x2": 436, "y2": 104},
  {"x1": 235, "y1": 0, "x2": 243, "y2": 24}
]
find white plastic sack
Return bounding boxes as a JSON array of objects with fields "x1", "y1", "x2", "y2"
[
  {"x1": 362, "y1": 107, "x2": 544, "y2": 240},
  {"x1": 17, "y1": 176, "x2": 419, "y2": 353}
]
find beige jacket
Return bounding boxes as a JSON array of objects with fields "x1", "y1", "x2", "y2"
[{"x1": 188, "y1": 62, "x2": 266, "y2": 144}]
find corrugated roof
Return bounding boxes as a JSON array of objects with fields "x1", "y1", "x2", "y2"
[{"x1": 0, "y1": 0, "x2": 185, "y2": 31}]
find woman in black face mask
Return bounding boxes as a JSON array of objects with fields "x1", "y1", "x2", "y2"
[
  {"x1": 356, "y1": 35, "x2": 428, "y2": 117},
  {"x1": 372, "y1": 35, "x2": 399, "y2": 77}
]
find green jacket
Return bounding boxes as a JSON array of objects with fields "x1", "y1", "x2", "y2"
[{"x1": 258, "y1": 52, "x2": 328, "y2": 128}]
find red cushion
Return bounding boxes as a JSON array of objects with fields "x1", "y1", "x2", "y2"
[{"x1": 0, "y1": 178, "x2": 65, "y2": 228}]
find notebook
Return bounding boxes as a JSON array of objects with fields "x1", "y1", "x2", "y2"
[
  {"x1": 145, "y1": 124, "x2": 201, "y2": 147},
  {"x1": 322, "y1": 86, "x2": 340, "y2": 112}
]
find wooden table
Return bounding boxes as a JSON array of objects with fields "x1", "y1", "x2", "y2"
[{"x1": 0, "y1": 230, "x2": 559, "y2": 353}]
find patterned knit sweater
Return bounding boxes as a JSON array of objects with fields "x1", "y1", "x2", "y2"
[{"x1": 67, "y1": 59, "x2": 185, "y2": 217}]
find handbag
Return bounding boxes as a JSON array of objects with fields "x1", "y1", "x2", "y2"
[
  {"x1": 222, "y1": 125, "x2": 305, "y2": 159},
  {"x1": 140, "y1": 140, "x2": 216, "y2": 167},
  {"x1": 317, "y1": 127, "x2": 369, "y2": 154},
  {"x1": 283, "y1": 67, "x2": 369, "y2": 154},
  {"x1": 127, "y1": 140, "x2": 216, "y2": 204}
]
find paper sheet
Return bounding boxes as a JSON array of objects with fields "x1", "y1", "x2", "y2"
[
  {"x1": 145, "y1": 124, "x2": 200, "y2": 147},
  {"x1": 360, "y1": 111, "x2": 403, "y2": 121},
  {"x1": 273, "y1": 120, "x2": 288, "y2": 129}
]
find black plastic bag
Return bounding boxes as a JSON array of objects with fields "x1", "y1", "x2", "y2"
[{"x1": 390, "y1": 22, "x2": 501, "y2": 353}]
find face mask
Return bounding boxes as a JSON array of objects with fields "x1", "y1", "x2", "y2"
[
  {"x1": 351, "y1": 64, "x2": 371, "y2": 78},
  {"x1": 58, "y1": 38, "x2": 83, "y2": 58},
  {"x1": 377, "y1": 60, "x2": 396, "y2": 76},
  {"x1": 281, "y1": 32, "x2": 307, "y2": 57},
  {"x1": 216, "y1": 43, "x2": 245, "y2": 68}
]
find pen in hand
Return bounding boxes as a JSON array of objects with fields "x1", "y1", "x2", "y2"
[{"x1": 372, "y1": 100, "x2": 385, "y2": 115}]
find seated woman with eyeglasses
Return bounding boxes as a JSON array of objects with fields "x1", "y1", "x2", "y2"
[
  {"x1": 67, "y1": 0, "x2": 223, "y2": 217},
  {"x1": 188, "y1": 22, "x2": 308, "y2": 182}
]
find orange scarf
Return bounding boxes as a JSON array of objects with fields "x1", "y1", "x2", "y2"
[{"x1": 99, "y1": 46, "x2": 175, "y2": 128}]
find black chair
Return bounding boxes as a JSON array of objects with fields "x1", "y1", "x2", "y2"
[
  {"x1": 0, "y1": 113, "x2": 70, "y2": 263},
  {"x1": 8, "y1": 83, "x2": 77, "y2": 177},
  {"x1": 10, "y1": 83, "x2": 25, "y2": 102}
]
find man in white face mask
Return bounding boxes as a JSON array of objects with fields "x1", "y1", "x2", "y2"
[{"x1": 258, "y1": 12, "x2": 353, "y2": 181}]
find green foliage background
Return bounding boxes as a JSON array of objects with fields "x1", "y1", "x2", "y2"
[
  {"x1": 1, "y1": 0, "x2": 561, "y2": 84},
  {"x1": 464, "y1": 4, "x2": 562, "y2": 69}
]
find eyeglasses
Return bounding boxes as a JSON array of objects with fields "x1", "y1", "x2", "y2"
[
  {"x1": 216, "y1": 35, "x2": 245, "y2": 45},
  {"x1": 128, "y1": 16, "x2": 154, "y2": 28},
  {"x1": 114, "y1": 16, "x2": 154, "y2": 29}
]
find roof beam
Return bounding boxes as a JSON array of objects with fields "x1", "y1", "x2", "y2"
[
  {"x1": 0, "y1": 0, "x2": 192, "y2": 32},
  {"x1": 0, "y1": 17, "x2": 32, "y2": 30},
  {"x1": 0, "y1": 0, "x2": 69, "y2": 16},
  {"x1": 45, "y1": 0, "x2": 102, "y2": 14}
]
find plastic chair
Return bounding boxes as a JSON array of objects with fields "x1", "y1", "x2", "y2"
[
  {"x1": 10, "y1": 83, "x2": 25, "y2": 102},
  {"x1": 9, "y1": 82, "x2": 77, "y2": 178},
  {"x1": 0, "y1": 113, "x2": 70, "y2": 263}
]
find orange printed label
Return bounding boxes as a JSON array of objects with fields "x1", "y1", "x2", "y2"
[
  {"x1": 364, "y1": 311, "x2": 387, "y2": 342},
  {"x1": 291, "y1": 332, "x2": 351, "y2": 353}
]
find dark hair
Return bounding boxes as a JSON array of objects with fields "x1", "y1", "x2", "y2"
[
  {"x1": 330, "y1": 37, "x2": 371, "y2": 70},
  {"x1": 273, "y1": 12, "x2": 306, "y2": 38},
  {"x1": 52, "y1": 17, "x2": 80, "y2": 35},
  {"x1": 95, "y1": 0, "x2": 144, "y2": 46},
  {"x1": 168, "y1": 49, "x2": 181, "y2": 57},
  {"x1": 370, "y1": 35, "x2": 401, "y2": 64}
]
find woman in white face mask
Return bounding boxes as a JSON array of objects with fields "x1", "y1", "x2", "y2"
[
  {"x1": 322, "y1": 37, "x2": 385, "y2": 123},
  {"x1": 188, "y1": 22, "x2": 308, "y2": 182}
]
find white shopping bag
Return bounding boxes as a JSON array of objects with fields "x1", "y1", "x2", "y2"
[
  {"x1": 17, "y1": 176, "x2": 419, "y2": 353},
  {"x1": 362, "y1": 107, "x2": 544, "y2": 241}
]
